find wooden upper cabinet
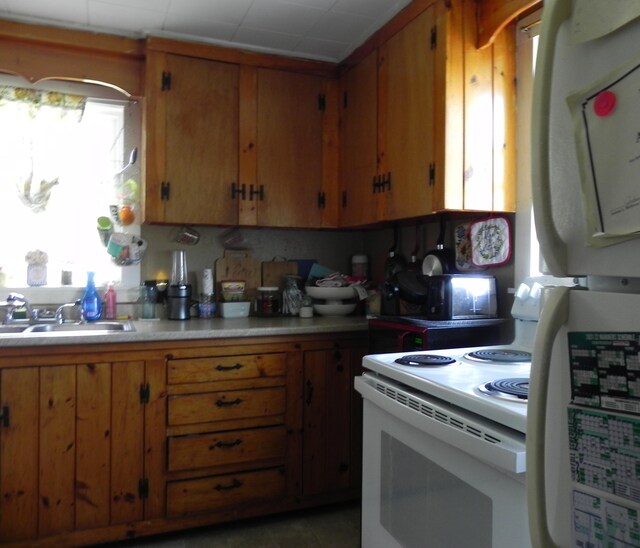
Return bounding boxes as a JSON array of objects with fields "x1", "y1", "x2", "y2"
[
  {"x1": 379, "y1": 4, "x2": 436, "y2": 221},
  {"x1": 339, "y1": 50, "x2": 379, "y2": 227},
  {"x1": 241, "y1": 68, "x2": 335, "y2": 228},
  {"x1": 144, "y1": 52, "x2": 240, "y2": 225},
  {"x1": 338, "y1": 0, "x2": 516, "y2": 224}
]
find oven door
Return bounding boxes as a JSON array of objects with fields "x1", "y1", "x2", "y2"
[{"x1": 355, "y1": 374, "x2": 530, "y2": 548}]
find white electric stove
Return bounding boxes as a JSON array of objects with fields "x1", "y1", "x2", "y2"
[{"x1": 355, "y1": 276, "x2": 574, "y2": 548}]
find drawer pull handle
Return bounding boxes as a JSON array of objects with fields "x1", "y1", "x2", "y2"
[
  {"x1": 214, "y1": 478, "x2": 242, "y2": 492},
  {"x1": 213, "y1": 438, "x2": 242, "y2": 449},
  {"x1": 215, "y1": 397, "x2": 243, "y2": 408},
  {"x1": 215, "y1": 363, "x2": 244, "y2": 372}
]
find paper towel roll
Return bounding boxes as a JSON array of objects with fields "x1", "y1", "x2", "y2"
[{"x1": 202, "y1": 268, "x2": 214, "y2": 295}]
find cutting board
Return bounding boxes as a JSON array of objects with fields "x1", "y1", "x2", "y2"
[
  {"x1": 261, "y1": 260, "x2": 298, "y2": 290},
  {"x1": 215, "y1": 250, "x2": 261, "y2": 301}
]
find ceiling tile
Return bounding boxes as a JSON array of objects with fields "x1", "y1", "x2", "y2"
[
  {"x1": 166, "y1": 0, "x2": 253, "y2": 26},
  {"x1": 91, "y1": 0, "x2": 170, "y2": 12},
  {"x1": 242, "y1": 0, "x2": 324, "y2": 36},
  {"x1": 307, "y1": 10, "x2": 370, "y2": 42},
  {"x1": 5, "y1": 0, "x2": 88, "y2": 25},
  {"x1": 333, "y1": 0, "x2": 409, "y2": 18},
  {"x1": 163, "y1": 14, "x2": 237, "y2": 42},
  {"x1": 233, "y1": 26, "x2": 301, "y2": 52},
  {"x1": 88, "y1": 2, "x2": 167, "y2": 34}
]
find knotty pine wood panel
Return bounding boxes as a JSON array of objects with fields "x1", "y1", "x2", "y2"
[
  {"x1": 0, "y1": 367, "x2": 39, "y2": 542},
  {"x1": 110, "y1": 361, "x2": 145, "y2": 525},
  {"x1": 168, "y1": 387, "x2": 286, "y2": 426},
  {"x1": 167, "y1": 353, "x2": 287, "y2": 385},
  {"x1": 76, "y1": 362, "x2": 111, "y2": 530},
  {"x1": 477, "y1": 0, "x2": 541, "y2": 49},
  {"x1": 168, "y1": 425, "x2": 287, "y2": 472},
  {"x1": 39, "y1": 365, "x2": 76, "y2": 537}
]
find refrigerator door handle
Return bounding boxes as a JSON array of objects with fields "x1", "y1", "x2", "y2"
[
  {"x1": 531, "y1": 0, "x2": 572, "y2": 277},
  {"x1": 526, "y1": 286, "x2": 570, "y2": 548}
]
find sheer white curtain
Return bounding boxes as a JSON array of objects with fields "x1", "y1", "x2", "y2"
[{"x1": 0, "y1": 86, "x2": 130, "y2": 288}]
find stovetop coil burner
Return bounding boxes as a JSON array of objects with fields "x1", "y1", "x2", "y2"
[
  {"x1": 478, "y1": 377, "x2": 528, "y2": 401},
  {"x1": 394, "y1": 354, "x2": 456, "y2": 367},
  {"x1": 465, "y1": 349, "x2": 532, "y2": 364}
]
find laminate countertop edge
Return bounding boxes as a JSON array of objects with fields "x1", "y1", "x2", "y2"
[{"x1": 0, "y1": 316, "x2": 368, "y2": 347}]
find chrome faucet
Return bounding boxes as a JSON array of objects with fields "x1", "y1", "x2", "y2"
[
  {"x1": 55, "y1": 300, "x2": 84, "y2": 324},
  {"x1": 0, "y1": 293, "x2": 35, "y2": 324}
]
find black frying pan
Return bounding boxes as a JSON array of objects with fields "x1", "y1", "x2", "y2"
[{"x1": 422, "y1": 216, "x2": 456, "y2": 276}]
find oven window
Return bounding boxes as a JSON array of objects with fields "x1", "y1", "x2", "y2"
[{"x1": 380, "y1": 432, "x2": 492, "y2": 547}]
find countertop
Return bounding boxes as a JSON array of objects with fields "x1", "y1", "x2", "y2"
[{"x1": 0, "y1": 315, "x2": 368, "y2": 348}]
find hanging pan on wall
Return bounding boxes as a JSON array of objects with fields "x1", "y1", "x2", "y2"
[{"x1": 422, "y1": 215, "x2": 456, "y2": 276}]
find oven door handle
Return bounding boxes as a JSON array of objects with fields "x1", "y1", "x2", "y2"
[{"x1": 355, "y1": 376, "x2": 526, "y2": 474}]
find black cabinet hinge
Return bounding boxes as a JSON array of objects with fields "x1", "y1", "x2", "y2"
[
  {"x1": 161, "y1": 71, "x2": 172, "y2": 91},
  {"x1": 160, "y1": 181, "x2": 170, "y2": 201},
  {"x1": 430, "y1": 26, "x2": 437, "y2": 50},
  {"x1": 429, "y1": 163, "x2": 436, "y2": 186},
  {"x1": 0, "y1": 406, "x2": 9, "y2": 428},
  {"x1": 231, "y1": 182, "x2": 246, "y2": 200},
  {"x1": 317, "y1": 191, "x2": 326, "y2": 208},
  {"x1": 383, "y1": 172, "x2": 392, "y2": 191},
  {"x1": 139, "y1": 383, "x2": 150, "y2": 405},
  {"x1": 249, "y1": 184, "x2": 264, "y2": 201},
  {"x1": 318, "y1": 93, "x2": 326, "y2": 112},
  {"x1": 342, "y1": 190, "x2": 347, "y2": 208},
  {"x1": 138, "y1": 478, "x2": 149, "y2": 500}
]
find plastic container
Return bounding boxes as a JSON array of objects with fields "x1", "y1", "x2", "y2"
[
  {"x1": 282, "y1": 275, "x2": 303, "y2": 316},
  {"x1": 256, "y1": 287, "x2": 280, "y2": 317},
  {"x1": 351, "y1": 254, "x2": 368, "y2": 280},
  {"x1": 81, "y1": 271, "x2": 102, "y2": 322},
  {"x1": 103, "y1": 283, "x2": 117, "y2": 320}
]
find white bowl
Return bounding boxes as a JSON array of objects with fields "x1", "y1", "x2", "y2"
[
  {"x1": 220, "y1": 301, "x2": 251, "y2": 318},
  {"x1": 305, "y1": 286, "x2": 357, "y2": 301},
  {"x1": 313, "y1": 303, "x2": 357, "y2": 316}
]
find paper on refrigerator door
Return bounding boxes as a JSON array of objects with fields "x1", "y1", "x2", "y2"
[
  {"x1": 572, "y1": 0, "x2": 640, "y2": 43},
  {"x1": 567, "y1": 55, "x2": 640, "y2": 245}
]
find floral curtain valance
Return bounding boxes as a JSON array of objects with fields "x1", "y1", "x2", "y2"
[{"x1": 0, "y1": 85, "x2": 86, "y2": 121}]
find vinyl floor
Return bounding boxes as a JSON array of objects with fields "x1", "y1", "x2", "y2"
[{"x1": 102, "y1": 501, "x2": 361, "y2": 548}]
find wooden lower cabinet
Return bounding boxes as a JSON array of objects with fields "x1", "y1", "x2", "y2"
[
  {"x1": 0, "y1": 358, "x2": 166, "y2": 545},
  {"x1": 0, "y1": 331, "x2": 365, "y2": 546}
]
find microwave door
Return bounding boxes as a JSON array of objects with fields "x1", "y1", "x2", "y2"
[{"x1": 532, "y1": 0, "x2": 640, "y2": 279}]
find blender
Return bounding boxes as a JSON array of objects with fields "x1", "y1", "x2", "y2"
[{"x1": 167, "y1": 250, "x2": 192, "y2": 320}]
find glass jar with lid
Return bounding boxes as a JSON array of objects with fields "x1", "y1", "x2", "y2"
[{"x1": 256, "y1": 286, "x2": 280, "y2": 317}]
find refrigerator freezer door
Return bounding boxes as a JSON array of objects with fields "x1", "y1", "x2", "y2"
[{"x1": 532, "y1": 0, "x2": 640, "y2": 278}]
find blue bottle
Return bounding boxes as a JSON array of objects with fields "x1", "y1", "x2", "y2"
[{"x1": 81, "y1": 271, "x2": 102, "y2": 322}]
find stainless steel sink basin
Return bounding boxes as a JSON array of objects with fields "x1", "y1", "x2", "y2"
[
  {"x1": 0, "y1": 321, "x2": 136, "y2": 335},
  {"x1": 23, "y1": 321, "x2": 135, "y2": 333}
]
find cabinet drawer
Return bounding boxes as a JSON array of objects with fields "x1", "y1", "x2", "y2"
[
  {"x1": 166, "y1": 467, "x2": 286, "y2": 517},
  {"x1": 167, "y1": 353, "x2": 286, "y2": 385},
  {"x1": 168, "y1": 387, "x2": 286, "y2": 426},
  {"x1": 168, "y1": 425, "x2": 287, "y2": 472}
]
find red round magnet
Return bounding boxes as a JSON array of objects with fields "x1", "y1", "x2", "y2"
[{"x1": 594, "y1": 90, "x2": 616, "y2": 117}]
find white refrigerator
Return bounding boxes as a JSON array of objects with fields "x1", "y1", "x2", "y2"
[{"x1": 530, "y1": 0, "x2": 640, "y2": 546}]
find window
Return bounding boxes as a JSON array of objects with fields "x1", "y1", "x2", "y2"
[
  {"x1": 0, "y1": 80, "x2": 141, "y2": 297},
  {"x1": 514, "y1": 10, "x2": 543, "y2": 283}
]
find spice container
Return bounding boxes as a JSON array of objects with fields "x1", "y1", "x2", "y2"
[{"x1": 256, "y1": 286, "x2": 280, "y2": 317}]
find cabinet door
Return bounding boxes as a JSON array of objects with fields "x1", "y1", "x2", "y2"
[
  {"x1": 302, "y1": 345, "x2": 365, "y2": 497},
  {"x1": 0, "y1": 361, "x2": 163, "y2": 542},
  {"x1": 145, "y1": 52, "x2": 239, "y2": 224},
  {"x1": 379, "y1": 5, "x2": 436, "y2": 221},
  {"x1": 339, "y1": 51, "x2": 380, "y2": 227},
  {"x1": 254, "y1": 69, "x2": 326, "y2": 228}
]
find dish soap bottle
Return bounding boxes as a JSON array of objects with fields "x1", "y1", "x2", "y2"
[
  {"x1": 82, "y1": 271, "x2": 102, "y2": 322},
  {"x1": 103, "y1": 282, "x2": 117, "y2": 320}
]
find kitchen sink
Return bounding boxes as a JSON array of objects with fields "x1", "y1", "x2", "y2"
[
  {"x1": 23, "y1": 321, "x2": 135, "y2": 333},
  {"x1": 0, "y1": 321, "x2": 135, "y2": 335}
]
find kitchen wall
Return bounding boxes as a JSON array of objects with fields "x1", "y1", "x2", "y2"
[{"x1": 141, "y1": 217, "x2": 515, "y2": 318}]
